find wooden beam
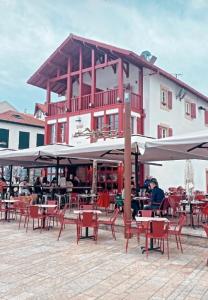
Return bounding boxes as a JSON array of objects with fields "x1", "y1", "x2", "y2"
[
  {"x1": 118, "y1": 58, "x2": 123, "y2": 101},
  {"x1": 79, "y1": 46, "x2": 83, "y2": 110},
  {"x1": 66, "y1": 56, "x2": 72, "y2": 111},
  {"x1": 91, "y1": 48, "x2": 96, "y2": 105}
]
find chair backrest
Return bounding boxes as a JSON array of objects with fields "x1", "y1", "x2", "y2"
[
  {"x1": 202, "y1": 204, "x2": 208, "y2": 216},
  {"x1": 168, "y1": 196, "x2": 181, "y2": 209},
  {"x1": 97, "y1": 191, "x2": 110, "y2": 208},
  {"x1": 203, "y1": 224, "x2": 208, "y2": 237},
  {"x1": 81, "y1": 212, "x2": 97, "y2": 227},
  {"x1": 47, "y1": 200, "x2": 57, "y2": 213},
  {"x1": 140, "y1": 210, "x2": 152, "y2": 217},
  {"x1": 177, "y1": 214, "x2": 186, "y2": 232},
  {"x1": 110, "y1": 208, "x2": 119, "y2": 223},
  {"x1": 29, "y1": 205, "x2": 39, "y2": 218},
  {"x1": 151, "y1": 221, "x2": 168, "y2": 238}
]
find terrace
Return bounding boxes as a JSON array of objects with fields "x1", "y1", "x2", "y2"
[{"x1": 48, "y1": 89, "x2": 141, "y2": 116}]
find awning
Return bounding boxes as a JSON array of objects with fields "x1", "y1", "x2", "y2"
[{"x1": 143, "y1": 130, "x2": 208, "y2": 161}]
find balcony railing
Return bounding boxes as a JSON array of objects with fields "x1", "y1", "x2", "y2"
[{"x1": 48, "y1": 88, "x2": 141, "y2": 116}]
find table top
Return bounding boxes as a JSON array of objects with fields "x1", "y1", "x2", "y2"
[
  {"x1": 133, "y1": 197, "x2": 150, "y2": 201},
  {"x1": 135, "y1": 216, "x2": 169, "y2": 222},
  {"x1": 35, "y1": 204, "x2": 57, "y2": 208},
  {"x1": 78, "y1": 194, "x2": 97, "y2": 198},
  {"x1": 74, "y1": 210, "x2": 102, "y2": 214},
  {"x1": 181, "y1": 200, "x2": 204, "y2": 205},
  {"x1": 1, "y1": 199, "x2": 19, "y2": 203}
]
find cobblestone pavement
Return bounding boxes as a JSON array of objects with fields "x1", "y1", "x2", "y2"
[{"x1": 0, "y1": 220, "x2": 207, "y2": 300}]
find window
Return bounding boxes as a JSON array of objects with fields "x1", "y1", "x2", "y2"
[
  {"x1": 50, "y1": 124, "x2": 56, "y2": 144},
  {"x1": 108, "y1": 114, "x2": 118, "y2": 131},
  {"x1": 58, "y1": 123, "x2": 66, "y2": 143},
  {"x1": 19, "y1": 131, "x2": 30, "y2": 149},
  {"x1": 131, "y1": 116, "x2": 135, "y2": 134},
  {"x1": 160, "y1": 87, "x2": 172, "y2": 110},
  {"x1": 185, "y1": 102, "x2": 196, "y2": 119},
  {"x1": 158, "y1": 125, "x2": 173, "y2": 139},
  {"x1": 95, "y1": 116, "x2": 104, "y2": 130},
  {"x1": 205, "y1": 110, "x2": 208, "y2": 125},
  {"x1": 36, "y1": 133, "x2": 44, "y2": 146},
  {"x1": 0, "y1": 128, "x2": 9, "y2": 148},
  {"x1": 185, "y1": 102, "x2": 191, "y2": 116}
]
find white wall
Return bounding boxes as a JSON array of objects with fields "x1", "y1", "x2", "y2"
[
  {"x1": 69, "y1": 113, "x2": 91, "y2": 146},
  {"x1": 123, "y1": 63, "x2": 140, "y2": 94},
  {"x1": 0, "y1": 122, "x2": 44, "y2": 150},
  {"x1": 144, "y1": 70, "x2": 208, "y2": 191}
]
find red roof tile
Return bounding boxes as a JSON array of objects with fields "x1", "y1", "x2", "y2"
[{"x1": 0, "y1": 110, "x2": 45, "y2": 127}]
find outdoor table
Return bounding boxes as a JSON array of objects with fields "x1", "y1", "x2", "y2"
[
  {"x1": 1, "y1": 199, "x2": 19, "y2": 221},
  {"x1": 78, "y1": 194, "x2": 97, "y2": 206},
  {"x1": 135, "y1": 216, "x2": 169, "y2": 253},
  {"x1": 74, "y1": 209, "x2": 101, "y2": 239},
  {"x1": 180, "y1": 200, "x2": 204, "y2": 228},
  {"x1": 133, "y1": 196, "x2": 150, "y2": 209},
  {"x1": 35, "y1": 204, "x2": 57, "y2": 229}
]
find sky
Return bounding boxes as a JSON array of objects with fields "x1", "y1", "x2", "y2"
[{"x1": 0, "y1": 0, "x2": 207, "y2": 114}]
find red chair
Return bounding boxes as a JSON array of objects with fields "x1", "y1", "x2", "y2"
[
  {"x1": 145, "y1": 220, "x2": 169, "y2": 259},
  {"x1": 168, "y1": 195, "x2": 181, "y2": 217},
  {"x1": 77, "y1": 212, "x2": 98, "y2": 243},
  {"x1": 203, "y1": 224, "x2": 208, "y2": 266},
  {"x1": 70, "y1": 193, "x2": 78, "y2": 209},
  {"x1": 124, "y1": 217, "x2": 145, "y2": 253},
  {"x1": 26, "y1": 206, "x2": 45, "y2": 232},
  {"x1": 168, "y1": 214, "x2": 186, "y2": 253},
  {"x1": 98, "y1": 208, "x2": 119, "y2": 240},
  {"x1": 140, "y1": 210, "x2": 152, "y2": 217},
  {"x1": 97, "y1": 191, "x2": 110, "y2": 213},
  {"x1": 46, "y1": 200, "x2": 59, "y2": 227},
  {"x1": 57, "y1": 206, "x2": 78, "y2": 241},
  {"x1": 201, "y1": 204, "x2": 208, "y2": 223},
  {"x1": 79, "y1": 204, "x2": 94, "y2": 210},
  {"x1": 17, "y1": 201, "x2": 29, "y2": 229}
]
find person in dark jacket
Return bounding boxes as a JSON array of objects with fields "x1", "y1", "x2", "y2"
[{"x1": 144, "y1": 178, "x2": 165, "y2": 210}]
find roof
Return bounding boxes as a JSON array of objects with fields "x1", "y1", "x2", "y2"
[
  {"x1": 34, "y1": 102, "x2": 47, "y2": 114},
  {"x1": 0, "y1": 110, "x2": 45, "y2": 128},
  {"x1": 0, "y1": 101, "x2": 17, "y2": 113},
  {"x1": 27, "y1": 34, "x2": 208, "y2": 102}
]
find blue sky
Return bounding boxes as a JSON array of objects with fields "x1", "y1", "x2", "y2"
[{"x1": 0, "y1": 0, "x2": 207, "y2": 113}]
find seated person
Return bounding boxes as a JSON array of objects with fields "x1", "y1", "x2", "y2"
[
  {"x1": 19, "y1": 178, "x2": 30, "y2": 196},
  {"x1": 144, "y1": 178, "x2": 165, "y2": 210},
  {"x1": 122, "y1": 188, "x2": 140, "y2": 219}
]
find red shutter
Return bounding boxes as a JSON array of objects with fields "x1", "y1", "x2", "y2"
[
  {"x1": 205, "y1": 111, "x2": 208, "y2": 125},
  {"x1": 191, "y1": 103, "x2": 196, "y2": 118},
  {"x1": 168, "y1": 128, "x2": 173, "y2": 137},
  {"x1": 168, "y1": 91, "x2": 172, "y2": 109},
  {"x1": 157, "y1": 125, "x2": 162, "y2": 139}
]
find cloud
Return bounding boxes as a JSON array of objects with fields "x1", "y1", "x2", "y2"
[{"x1": 0, "y1": 0, "x2": 207, "y2": 112}]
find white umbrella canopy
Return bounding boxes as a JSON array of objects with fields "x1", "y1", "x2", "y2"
[
  {"x1": 51, "y1": 135, "x2": 147, "y2": 162},
  {"x1": 143, "y1": 130, "x2": 208, "y2": 161},
  {"x1": 0, "y1": 144, "x2": 75, "y2": 166}
]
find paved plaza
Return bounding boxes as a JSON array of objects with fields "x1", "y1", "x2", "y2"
[{"x1": 0, "y1": 220, "x2": 207, "y2": 300}]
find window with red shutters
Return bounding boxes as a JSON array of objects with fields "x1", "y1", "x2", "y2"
[
  {"x1": 191, "y1": 103, "x2": 196, "y2": 119},
  {"x1": 160, "y1": 87, "x2": 173, "y2": 110},
  {"x1": 158, "y1": 125, "x2": 173, "y2": 139},
  {"x1": 205, "y1": 111, "x2": 208, "y2": 125}
]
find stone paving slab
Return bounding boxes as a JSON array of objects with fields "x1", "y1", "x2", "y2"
[{"x1": 0, "y1": 219, "x2": 207, "y2": 300}]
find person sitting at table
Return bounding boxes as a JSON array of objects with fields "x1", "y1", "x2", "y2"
[
  {"x1": 122, "y1": 187, "x2": 140, "y2": 220},
  {"x1": 34, "y1": 176, "x2": 42, "y2": 202},
  {"x1": 58, "y1": 174, "x2": 66, "y2": 194},
  {"x1": 144, "y1": 178, "x2": 165, "y2": 210},
  {"x1": 66, "y1": 176, "x2": 73, "y2": 193},
  {"x1": 19, "y1": 178, "x2": 30, "y2": 196},
  {"x1": 143, "y1": 176, "x2": 152, "y2": 192}
]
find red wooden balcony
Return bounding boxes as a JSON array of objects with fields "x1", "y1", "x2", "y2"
[{"x1": 48, "y1": 88, "x2": 141, "y2": 116}]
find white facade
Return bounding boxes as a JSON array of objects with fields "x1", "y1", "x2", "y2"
[
  {"x1": 0, "y1": 121, "x2": 44, "y2": 150},
  {"x1": 143, "y1": 68, "x2": 208, "y2": 191}
]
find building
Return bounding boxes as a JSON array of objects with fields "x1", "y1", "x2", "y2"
[
  {"x1": 34, "y1": 102, "x2": 47, "y2": 120},
  {"x1": 0, "y1": 101, "x2": 17, "y2": 113},
  {"x1": 0, "y1": 110, "x2": 45, "y2": 150},
  {"x1": 27, "y1": 34, "x2": 208, "y2": 191}
]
